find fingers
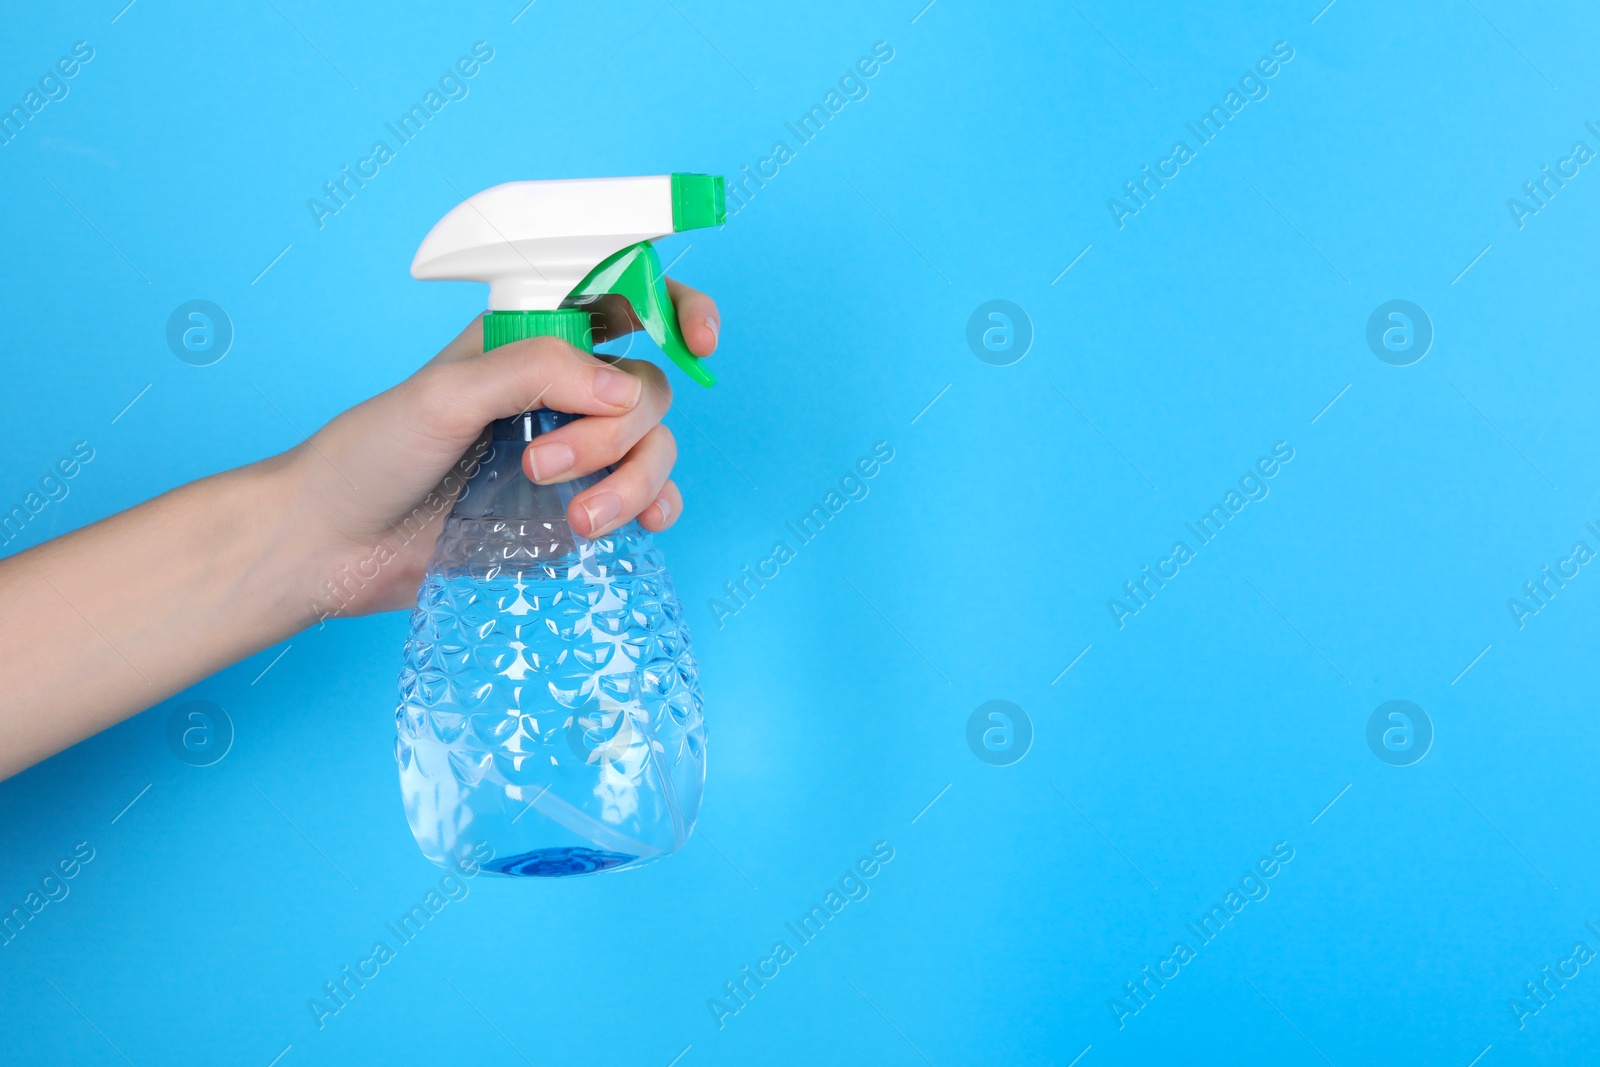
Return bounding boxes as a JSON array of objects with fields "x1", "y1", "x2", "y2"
[
  {"x1": 636, "y1": 479, "x2": 683, "y2": 533},
  {"x1": 405, "y1": 295, "x2": 709, "y2": 536},
  {"x1": 410, "y1": 336, "x2": 642, "y2": 444},
  {"x1": 584, "y1": 278, "x2": 721, "y2": 358},
  {"x1": 568, "y1": 425, "x2": 679, "y2": 539},
  {"x1": 522, "y1": 358, "x2": 670, "y2": 484},
  {"x1": 666, "y1": 278, "x2": 720, "y2": 357}
]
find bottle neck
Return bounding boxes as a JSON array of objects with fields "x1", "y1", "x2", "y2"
[
  {"x1": 491, "y1": 409, "x2": 581, "y2": 442},
  {"x1": 483, "y1": 308, "x2": 594, "y2": 441}
]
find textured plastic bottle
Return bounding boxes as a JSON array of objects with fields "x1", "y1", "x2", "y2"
[
  {"x1": 396, "y1": 404, "x2": 706, "y2": 878},
  {"x1": 398, "y1": 174, "x2": 723, "y2": 877}
]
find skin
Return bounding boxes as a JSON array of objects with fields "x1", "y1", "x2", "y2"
[{"x1": 0, "y1": 279, "x2": 720, "y2": 780}]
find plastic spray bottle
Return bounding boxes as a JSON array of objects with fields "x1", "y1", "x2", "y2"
[{"x1": 395, "y1": 174, "x2": 724, "y2": 877}]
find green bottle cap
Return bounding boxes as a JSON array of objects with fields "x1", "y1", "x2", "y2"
[{"x1": 482, "y1": 308, "x2": 594, "y2": 354}]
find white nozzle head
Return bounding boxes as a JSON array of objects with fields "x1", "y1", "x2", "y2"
[{"x1": 411, "y1": 176, "x2": 678, "y2": 310}]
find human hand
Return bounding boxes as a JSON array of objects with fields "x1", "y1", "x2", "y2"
[{"x1": 283, "y1": 278, "x2": 721, "y2": 620}]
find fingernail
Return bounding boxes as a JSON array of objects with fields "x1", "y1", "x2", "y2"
[
  {"x1": 580, "y1": 491, "x2": 622, "y2": 535},
  {"x1": 594, "y1": 366, "x2": 640, "y2": 406},
  {"x1": 652, "y1": 494, "x2": 672, "y2": 524},
  {"x1": 528, "y1": 441, "x2": 575, "y2": 483},
  {"x1": 704, "y1": 316, "x2": 720, "y2": 347}
]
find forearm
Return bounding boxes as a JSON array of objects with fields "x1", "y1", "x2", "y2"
[{"x1": 0, "y1": 452, "x2": 317, "y2": 778}]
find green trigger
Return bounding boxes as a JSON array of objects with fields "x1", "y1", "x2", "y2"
[{"x1": 565, "y1": 241, "x2": 715, "y2": 388}]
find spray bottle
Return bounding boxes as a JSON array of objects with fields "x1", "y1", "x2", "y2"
[{"x1": 395, "y1": 174, "x2": 724, "y2": 877}]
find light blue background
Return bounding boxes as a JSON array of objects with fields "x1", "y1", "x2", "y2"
[{"x1": 3, "y1": 0, "x2": 1599, "y2": 1063}]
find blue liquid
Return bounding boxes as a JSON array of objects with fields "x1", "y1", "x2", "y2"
[{"x1": 487, "y1": 847, "x2": 636, "y2": 877}]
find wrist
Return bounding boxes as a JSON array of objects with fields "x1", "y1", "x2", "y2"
[
  {"x1": 272, "y1": 441, "x2": 441, "y2": 624},
  {"x1": 227, "y1": 450, "x2": 339, "y2": 634}
]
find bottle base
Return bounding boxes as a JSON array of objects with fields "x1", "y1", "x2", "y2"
[{"x1": 483, "y1": 845, "x2": 637, "y2": 878}]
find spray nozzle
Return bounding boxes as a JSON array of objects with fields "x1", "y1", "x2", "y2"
[{"x1": 411, "y1": 174, "x2": 725, "y2": 386}]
